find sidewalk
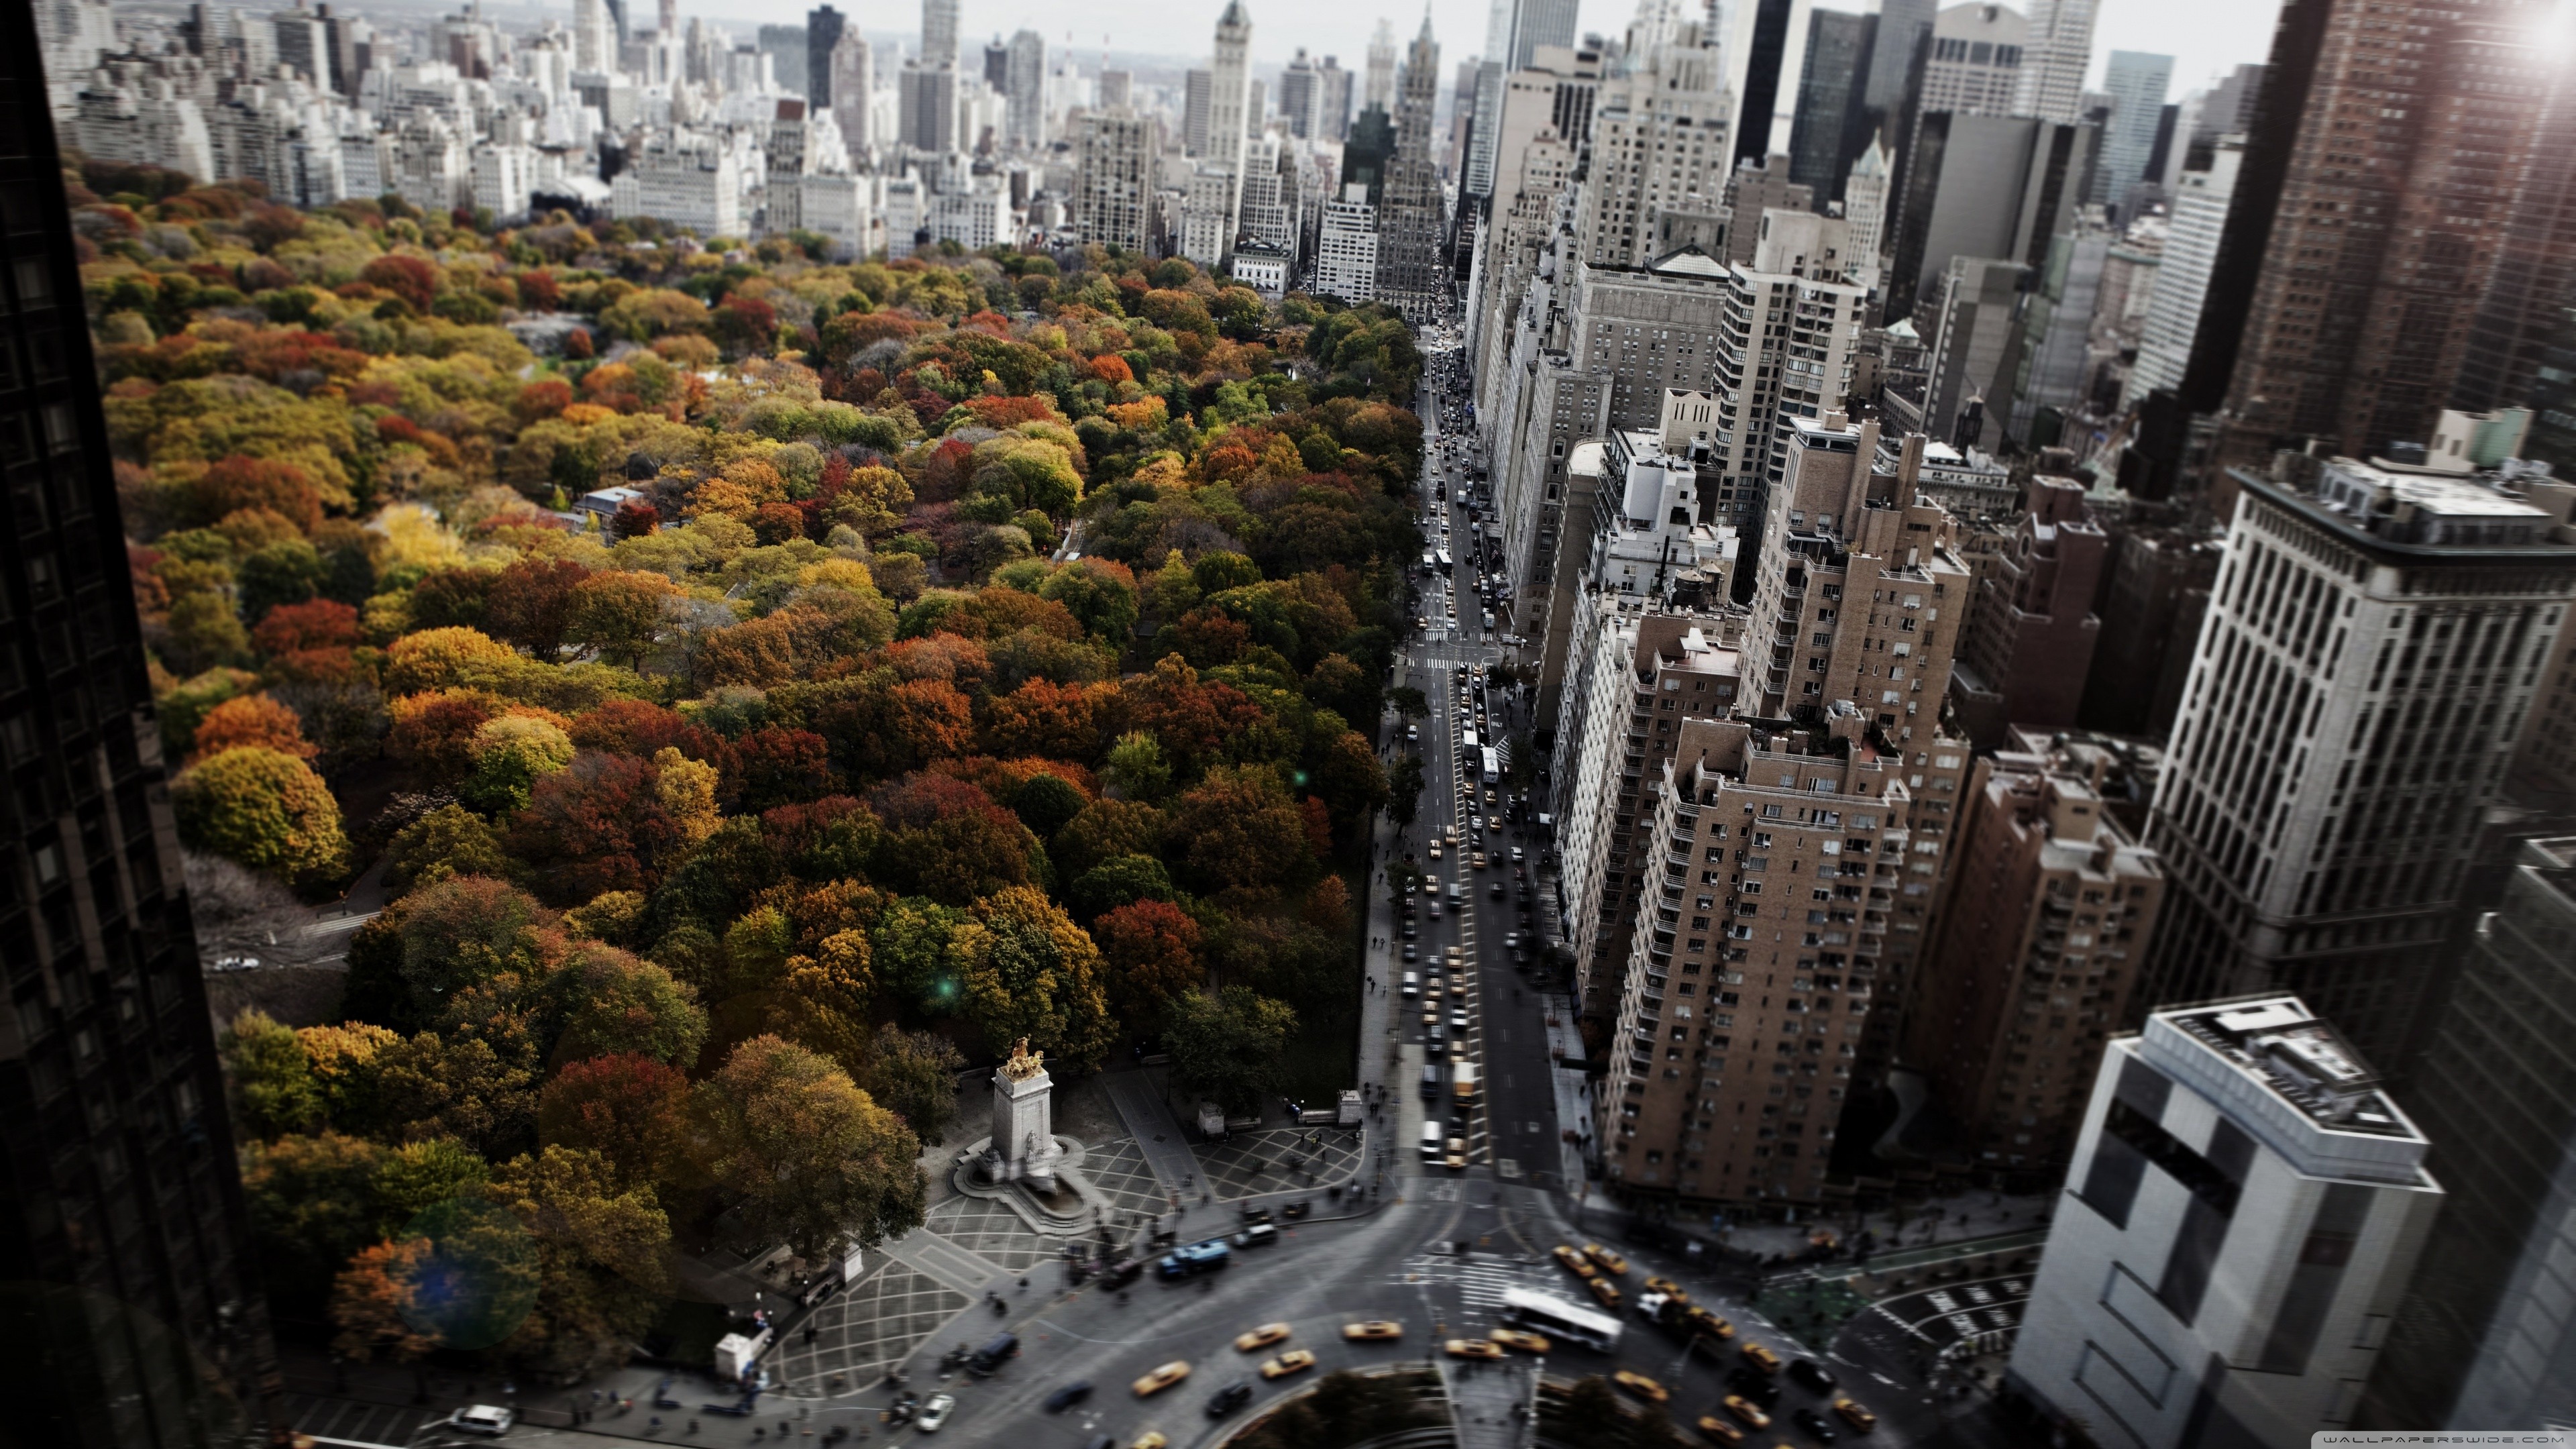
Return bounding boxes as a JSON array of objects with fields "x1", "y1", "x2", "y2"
[{"x1": 1719, "y1": 1190, "x2": 2057, "y2": 1260}]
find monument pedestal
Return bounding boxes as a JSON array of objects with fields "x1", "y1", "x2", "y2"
[{"x1": 979, "y1": 1040, "x2": 1063, "y2": 1192}]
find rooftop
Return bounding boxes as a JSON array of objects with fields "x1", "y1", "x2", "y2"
[{"x1": 2140, "y1": 995, "x2": 2432, "y2": 1183}]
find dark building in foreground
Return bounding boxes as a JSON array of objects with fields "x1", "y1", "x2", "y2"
[{"x1": 1, "y1": 12, "x2": 278, "y2": 1445}]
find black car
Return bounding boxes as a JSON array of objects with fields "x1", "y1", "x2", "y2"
[
  {"x1": 1100, "y1": 1258, "x2": 1144, "y2": 1289},
  {"x1": 1042, "y1": 1382, "x2": 1093, "y2": 1412},
  {"x1": 1207, "y1": 1381, "x2": 1256, "y2": 1417},
  {"x1": 1787, "y1": 1359, "x2": 1840, "y2": 1395},
  {"x1": 1791, "y1": 1407, "x2": 1839, "y2": 1443},
  {"x1": 1727, "y1": 1368, "x2": 1782, "y2": 1407},
  {"x1": 1239, "y1": 1205, "x2": 1275, "y2": 1225}
]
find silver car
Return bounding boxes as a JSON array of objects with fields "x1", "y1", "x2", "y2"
[{"x1": 916, "y1": 1392, "x2": 957, "y2": 1430}]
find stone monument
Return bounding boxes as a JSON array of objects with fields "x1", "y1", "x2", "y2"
[{"x1": 981, "y1": 1038, "x2": 1062, "y2": 1192}]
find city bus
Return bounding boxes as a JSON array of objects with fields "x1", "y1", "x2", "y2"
[
  {"x1": 1480, "y1": 747, "x2": 1500, "y2": 784},
  {"x1": 1499, "y1": 1287, "x2": 1622, "y2": 1352},
  {"x1": 1436, "y1": 548, "x2": 1454, "y2": 575}
]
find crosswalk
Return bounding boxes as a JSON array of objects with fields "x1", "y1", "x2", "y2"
[{"x1": 1393, "y1": 1253, "x2": 1544, "y2": 1319}]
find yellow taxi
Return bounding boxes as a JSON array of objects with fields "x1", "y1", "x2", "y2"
[
  {"x1": 1644, "y1": 1275, "x2": 1688, "y2": 1300},
  {"x1": 1693, "y1": 1417, "x2": 1746, "y2": 1446},
  {"x1": 1444, "y1": 1138, "x2": 1468, "y2": 1170},
  {"x1": 1582, "y1": 1244, "x2": 1629, "y2": 1276},
  {"x1": 1833, "y1": 1399, "x2": 1878, "y2": 1432},
  {"x1": 1428, "y1": 843, "x2": 1444, "y2": 861},
  {"x1": 1131, "y1": 1435, "x2": 1169, "y2": 1449},
  {"x1": 1488, "y1": 1329, "x2": 1550, "y2": 1354},
  {"x1": 1472, "y1": 851, "x2": 1489, "y2": 869},
  {"x1": 1587, "y1": 1277, "x2": 1623, "y2": 1310},
  {"x1": 1342, "y1": 1320, "x2": 1404, "y2": 1342},
  {"x1": 1686, "y1": 1307, "x2": 1737, "y2": 1340},
  {"x1": 1551, "y1": 1245, "x2": 1598, "y2": 1279},
  {"x1": 1259, "y1": 1350, "x2": 1316, "y2": 1381},
  {"x1": 1444, "y1": 1338, "x2": 1505, "y2": 1361},
  {"x1": 1131, "y1": 1361, "x2": 1191, "y2": 1397},
  {"x1": 1232, "y1": 1324, "x2": 1290, "y2": 1352},
  {"x1": 1739, "y1": 1342, "x2": 1780, "y2": 1373},
  {"x1": 1722, "y1": 1395, "x2": 1771, "y2": 1429},
  {"x1": 1611, "y1": 1371, "x2": 1669, "y2": 1404}
]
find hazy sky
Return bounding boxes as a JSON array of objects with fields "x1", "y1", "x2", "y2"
[{"x1": 751, "y1": 0, "x2": 2282, "y2": 103}]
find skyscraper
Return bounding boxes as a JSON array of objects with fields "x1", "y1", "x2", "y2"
[
  {"x1": 1373, "y1": 14, "x2": 1444, "y2": 320},
  {"x1": 1916, "y1": 2, "x2": 2026, "y2": 120},
  {"x1": 2012, "y1": 0, "x2": 2095, "y2": 124},
  {"x1": 1074, "y1": 108, "x2": 1155, "y2": 253},
  {"x1": 0, "y1": 16, "x2": 280, "y2": 1442},
  {"x1": 2123, "y1": 133, "x2": 2243, "y2": 409},
  {"x1": 2451, "y1": 76, "x2": 2576, "y2": 422},
  {"x1": 1206, "y1": 1, "x2": 1251, "y2": 174},
  {"x1": 1723, "y1": 0, "x2": 1816, "y2": 168},
  {"x1": 2093, "y1": 50, "x2": 2172, "y2": 211},
  {"x1": 1181, "y1": 69, "x2": 1213, "y2": 156},
  {"x1": 1004, "y1": 30, "x2": 1044, "y2": 149},
  {"x1": 2008, "y1": 998, "x2": 2442, "y2": 1449},
  {"x1": 1364, "y1": 19, "x2": 1398, "y2": 113},
  {"x1": 1576, "y1": 39, "x2": 1732, "y2": 272},
  {"x1": 1277, "y1": 49, "x2": 1320, "y2": 138},
  {"x1": 805, "y1": 5, "x2": 844, "y2": 109},
  {"x1": 829, "y1": 33, "x2": 873, "y2": 152},
  {"x1": 1316, "y1": 55, "x2": 1353, "y2": 140},
  {"x1": 2210, "y1": 0, "x2": 2551, "y2": 462},
  {"x1": 1784, "y1": 7, "x2": 1876, "y2": 201},
  {"x1": 921, "y1": 0, "x2": 961, "y2": 70},
  {"x1": 2139, "y1": 455, "x2": 2576, "y2": 1070}
]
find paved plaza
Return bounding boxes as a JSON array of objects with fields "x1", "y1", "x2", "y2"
[
  {"x1": 768, "y1": 1259, "x2": 971, "y2": 1392},
  {"x1": 1189, "y1": 1124, "x2": 1365, "y2": 1201}
]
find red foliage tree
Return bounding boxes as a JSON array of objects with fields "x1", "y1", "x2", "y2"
[
  {"x1": 1122, "y1": 658, "x2": 1269, "y2": 778},
  {"x1": 1167, "y1": 607, "x2": 1251, "y2": 667},
  {"x1": 961, "y1": 395, "x2": 1059, "y2": 429},
  {"x1": 386, "y1": 690, "x2": 504, "y2": 785},
  {"x1": 610, "y1": 498, "x2": 659, "y2": 537},
  {"x1": 913, "y1": 437, "x2": 975, "y2": 504},
  {"x1": 515, "y1": 269, "x2": 562, "y2": 311},
  {"x1": 564, "y1": 327, "x2": 596, "y2": 361},
  {"x1": 1089, "y1": 354, "x2": 1132, "y2": 384},
  {"x1": 513, "y1": 378, "x2": 574, "y2": 424},
  {"x1": 567, "y1": 698, "x2": 717, "y2": 760},
  {"x1": 867, "y1": 772, "x2": 1034, "y2": 904},
  {"x1": 358, "y1": 254, "x2": 439, "y2": 313},
  {"x1": 486, "y1": 557, "x2": 591, "y2": 658},
  {"x1": 535, "y1": 1053, "x2": 690, "y2": 1183},
  {"x1": 191, "y1": 693, "x2": 315, "y2": 762},
  {"x1": 980, "y1": 679, "x2": 1101, "y2": 760},
  {"x1": 1090, "y1": 898, "x2": 1203, "y2": 1026},
  {"x1": 749, "y1": 500, "x2": 808, "y2": 545},
  {"x1": 195, "y1": 454, "x2": 322, "y2": 533},
  {"x1": 507, "y1": 751, "x2": 689, "y2": 903},
  {"x1": 713, "y1": 294, "x2": 779, "y2": 356},
  {"x1": 253, "y1": 598, "x2": 361, "y2": 656},
  {"x1": 720, "y1": 727, "x2": 837, "y2": 812}
]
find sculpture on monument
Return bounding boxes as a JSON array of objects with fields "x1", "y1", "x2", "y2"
[{"x1": 981, "y1": 1037, "x2": 1063, "y2": 1191}]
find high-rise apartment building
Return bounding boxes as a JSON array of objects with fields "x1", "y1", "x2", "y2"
[
  {"x1": 2011, "y1": 0, "x2": 2094, "y2": 124},
  {"x1": 2140, "y1": 456, "x2": 2576, "y2": 1071},
  {"x1": 2123, "y1": 134, "x2": 2241, "y2": 409},
  {"x1": 1314, "y1": 183, "x2": 1379, "y2": 303},
  {"x1": 2008, "y1": 998, "x2": 2441, "y2": 1449},
  {"x1": 920, "y1": 0, "x2": 960, "y2": 70},
  {"x1": 1703, "y1": 211, "x2": 1870, "y2": 533},
  {"x1": 1916, "y1": 2, "x2": 2024, "y2": 120},
  {"x1": 2093, "y1": 50, "x2": 2172, "y2": 210},
  {"x1": 828, "y1": 33, "x2": 873, "y2": 152},
  {"x1": 1074, "y1": 108, "x2": 1154, "y2": 254},
  {"x1": 1949, "y1": 478, "x2": 2105, "y2": 745},
  {"x1": 2365, "y1": 835, "x2": 2576, "y2": 1428},
  {"x1": 2210, "y1": 0, "x2": 2551, "y2": 464},
  {"x1": 897, "y1": 62, "x2": 960, "y2": 154},
  {"x1": 2451, "y1": 79, "x2": 2576, "y2": 424},
  {"x1": 1464, "y1": 0, "x2": 1582, "y2": 198},
  {"x1": 1717, "y1": 154, "x2": 1811, "y2": 268},
  {"x1": 1462, "y1": 45, "x2": 1597, "y2": 370},
  {"x1": 981, "y1": 38, "x2": 1010, "y2": 91},
  {"x1": 1599, "y1": 706, "x2": 1966, "y2": 1203},
  {"x1": 1907, "y1": 732, "x2": 2165, "y2": 1171},
  {"x1": 2007, "y1": 223, "x2": 2112, "y2": 444},
  {"x1": 0, "y1": 29, "x2": 280, "y2": 1443},
  {"x1": 1097, "y1": 68, "x2": 1131, "y2": 109},
  {"x1": 2078, "y1": 525, "x2": 2222, "y2": 739},
  {"x1": 805, "y1": 5, "x2": 844, "y2": 111},
  {"x1": 1277, "y1": 49, "x2": 1320, "y2": 138},
  {"x1": 1003, "y1": 30, "x2": 1043, "y2": 150},
  {"x1": 1373, "y1": 16, "x2": 1445, "y2": 321},
  {"x1": 1576, "y1": 40, "x2": 1732, "y2": 272},
  {"x1": 1181, "y1": 69, "x2": 1213, "y2": 156},
  {"x1": 1841, "y1": 133, "x2": 1892, "y2": 288}
]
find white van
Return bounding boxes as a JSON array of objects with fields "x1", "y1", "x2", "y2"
[
  {"x1": 1401, "y1": 971, "x2": 1420, "y2": 998},
  {"x1": 1419, "y1": 1121, "x2": 1445, "y2": 1160}
]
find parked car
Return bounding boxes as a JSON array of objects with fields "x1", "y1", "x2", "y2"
[{"x1": 446, "y1": 1406, "x2": 515, "y2": 1437}]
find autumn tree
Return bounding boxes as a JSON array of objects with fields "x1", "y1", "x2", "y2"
[
  {"x1": 853, "y1": 1024, "x2": 965, "y2": 1145},
  {"x1": 330, "y1": 1237, "x2": 440, "y2": 1364},
  {"x1": 1090, "y1": 898, "x2": 1203, "y2": 1032},
  {"x1": 980, "y1": 678, "x2": 1100, "y2": 759},
  {"x1": 568, "y1": 570, "x2": 681, "y2": 667},
  {"x1": 869, "y1": 773, "x2": 1036, "y2": 904},
  {"x1": 241, "y1": 1132, "x2": 390, "y2": 1309},
  {"x1": 173, "y1": 746, "x2": 349, "y2": 886},
  {"x1": 221, "y1": 1010, "x2": 321, "y2": 1136},
  {"x1": 487, "y1": 556, "x2": 591, "y2": 658},
  {"x1": 720, "y1": 727, "x2": 835, "y2": 811},
  {"x1": 507, "y1": 751, "x2": 693, "y2": 904},
  {"x1": 536, "y1": 1053, "x2": 694, "y2": 1189},
  {"x1": 190, "y1": 692, "x2": 315, "y2": 763},
  {"x1": 1068, "y1": 854, "x2": 1173, "y2": 921},
  {"x1": 1165, "y1": 986, "x2": 1297, "y2": 1114},
  {"x1": 694, "y1": 1035, "x2": 928, "y2": 1257},
  {"x1": 384, "y1": 803, "x2": 513, "y2": 890},
  {"x1": 951, "y1": 886, "x2": 1116, "y2": 1067},
  {"x1": 1165, "y1": 763, "x2": 1313, "y2": 895},
  {"x1": 540, "y1": 941, "x2": 708, "y2": 1067},
  {"x1": 482, "y1": 1146, "x2": 674, "y2": 1381}
]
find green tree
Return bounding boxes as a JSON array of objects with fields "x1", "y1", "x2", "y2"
[
  {"x1": 694, "y1": 1035, "x2": 928, "y2": 1257},
  {"x1": 1068, "y1": 853, "x2": 1174, "y2": 921},
  {"x1": 1011, "y1": 772, "x2": 1087, "y2": 838},
  {"x1": 221, "y1": 1010, "x2": 321, "y2": 1136},
  {"x1": 543, "y1": 942, "x2": 709, "y2": 1067},
  {"x1": 482, "y1": 1145, "x2": 674, "y2": 1381},
  {"x1": 371, "y1": 1138, "x2": 493, "y2": 1236},
  {"x1": 1387, "y1": 755, "x2": 1425, "y2": 830},
  {"x1": 241, "y1": 1132, "x2": 389, "y2": 1309},
  {"x1": 854, "y1": 1024, "x2": 967, "y2": 1145},
  {"x1": 172, "y1": 746, "x2": 350, "y2": 887},
  {"x1": 1164, "y1": 986, "x2": 1296, "y2": 1114},
  {"x1": 1388, "y1": 686, "x2": 1428, "y2": 724},
  {"x1": 384, "y1": 803, "x2": 513, "y2": 890},
  {"x1": 1101, "y1": 731, "x2": 1172, "y2": 801}
]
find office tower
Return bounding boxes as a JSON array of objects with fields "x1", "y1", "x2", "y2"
[
  {"x1": 982, "y1": 39, "x2": 1010, "y2": 91},
  {"x1": 1316, "y1": 184, "x2": 1380, "y2": 303},
  {"x1": 1248, "y1": 78, "x2": 1267, "y2": 134},
  {"x1": 1949, "y1": 478, "x2": 2106, "y2": 745},
  {"x1": 0, "y1": 28, "x2": 282, "y2": 1444},
  {"x1": 2178, "y1": 62, "x2": 2263, "y2": 172},
  {"x1": 1558, "y1": 610, "x2": 1745, "y2": 1020},
  {"x1": 1907, "y1": 733, "x2": 2165, "y2": 1171},
  {"x1": 1785, "y1": 7, "x2": 1876, "y2": 201},
  {"x1": 577, "y1": 0, "x2": 615, "y2": 72},
  {"x1": 1199, "y1": 0, "x2": 1252, "y2": 257},
  {"x1": 1074, "y1": 109, "x2": 1155, "y2": 252},
  {"x1": 2451, "y1": 79, "x2": 2576, "y2": 421},
  {"x1": 1004, "y1": 30, "x2": 1044, "y2": 149},
  {"x1": 898, "y1": 63, "x2": 961, "y2": 153},
  {"x1": 922, "y1": 0, "x2": 960, "y2": 69},
  {"x1": 1464, "y1": 60, "x2": 1507, "y2": 201},
  {"x1": 1842, "y1": 133, "x2": 1890, "y2": 289},
  {"x1": 1703, "y1": 212, "x2": 1870, "y2": 533},
  {"x1": 2008, "y1": 225, "x2": 2112, "y2": 445},
  {"x1": 2093, "y1": 50, "x2": 2171, "y2": 209},
  {"x1": 1373, "y1": 15, "x2": 1445, "y2": 321},
  {"x1": 759, "y1": 23, "x2": 810, "y2": 98},
  {"x1": 2359, "y1": 837, "x2": 2576, "y2": 1426},
  {"x1": 1723, "y1": 0, "x2": 1815, "y2": 168},
  {"x1": 1917, "y1": 2, "x2": 2025, "y2": 119},
  {"x1": 806, "y1": 5, "x2": 844, "y2": 108},
  {"x1": 2207, "y1": 0, "x2": 2551, "y2": 463},
  {"x1": 1746, "y1": 417, "x2": 1970, "y2": 746},
  {"x1": 2123, "y1": 135, "x2": 2242, "y2": 409},
  {"x1": 2008, "y1": 998, "x2": 2441, "y2": 1449},
  {"x1": 1364, "y1": 19, "x2": 1397, "y2": 113},
  {"x1": 2139, "y1": 457, "x2": 2576, "y2": 1071},
  {"x1": 2012, "y1": 0, "x2": 2093, "y2": 125},
  {"x1": 829, "y1": 34, "x2": 873, "y2": 151},
  {"x1": 1885, "y1": 113, "x2": 2094, "y2": 321},
  {"x1": 1181, "y1": 69, "x2": 1213, "y2": 156},
  {"x1": 1277, "y1": 49, "x2": 1320, "y2": 138},
  {"x1": 1097, "y1": 69, "x2": 1132, "y2": 109},
  {"x1": 1920, "y1": 256, "x2": 2025, "y2": 451},
  {"x1": 1866, "y1": 0, "x2": 1935, "y2": 111},
  {"x1": 1576, "y1": 40, "x2": 1731, "y2": 271},
  {"x1": 1466, "y1": 0, "x2": 1584, "y2": 197},
  {"x1": 1599, "y1": 702, "x2": 1969, "y2": 1203},
  {"x1": 1317, "y1": 56, "x2": 1353, "y2": 140}
]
